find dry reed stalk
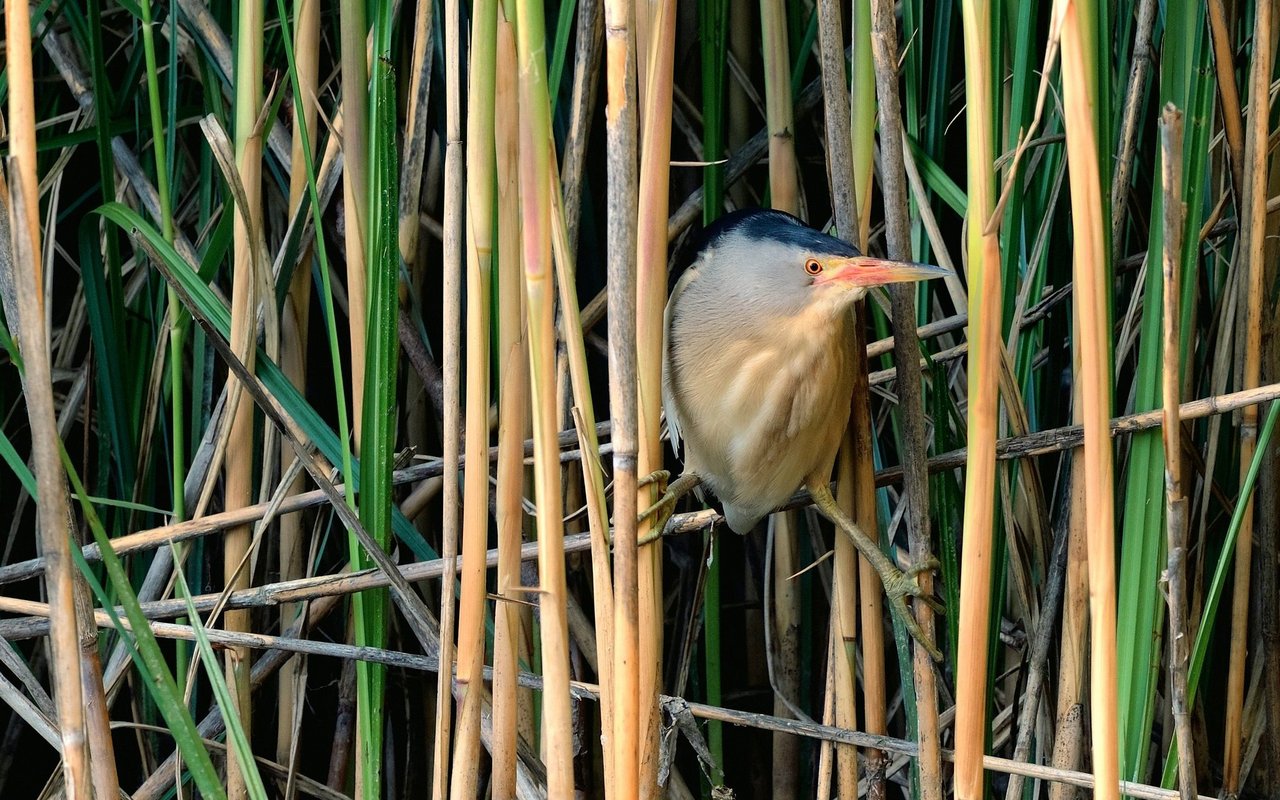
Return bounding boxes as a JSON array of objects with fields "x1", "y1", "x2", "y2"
[
  {"x1": 492, "y1": 9, "x2": 527, "y2": 797},
  {"x1": 954, "y1": 0, "x2": 1004, "y2": 796},
  {"x1": 758, "y1": 0, "x2": 802, "y2": 788},
  {"x1": 1109, "y1": 0, "x2": 1157, "y2": 263},
  {"x1": 1206, "y1": 0, "x2": 1246, "y2": 197},
  {"x1": 869, "y1": 4, "x2": 942, "y2": 798},
  {"x1": 603, "y1": 0, "x2": 640, "y2": 793},
  {"x1": 4, "y1": 47, "x2": 93, "y2": 796},
  {"x1": 1059, "y1": 2, "x2": 1120, "y2": 798},
  {"x1": 277, "y1": 0, "x2": 321, "y2": 768},
  {"x1": 451, "y1": 0, "x2": 498, "y2": 794},
  {"x1": 226, "y1": 1, "x2": 266, "y2": 793},
  {"x1": 634, "y1": 1, "x2": 677, "y2": 795},
  {"x1": 1223, "y1": 0, "x2": 1274, "y2": 789},
  {"x1": 1158, "y1": 104, "x2": 1197, "y2": 800},
  {"x1": 513, "y1": 0, "x2": 575, "y2": 793},
  {"x1": 432, "y1": 0, "x2": 466, "y2": 790},
  {"x1": 816, "y1": 1, "x2": 874, "y2": 793},
  {"x1": 339, "y1": 0, "x2": 369, "y2": 435}
]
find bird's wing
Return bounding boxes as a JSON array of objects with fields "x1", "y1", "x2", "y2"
[{"x1": 662, "y1": 261, "x2": 702, "y2": 459}]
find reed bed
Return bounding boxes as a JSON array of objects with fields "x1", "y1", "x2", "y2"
[{"x1": 1, "y1": 0, "x2": 1278, "y2": 798}]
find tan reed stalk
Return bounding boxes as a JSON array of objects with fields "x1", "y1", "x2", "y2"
[
  {"x1": 603, "y1": 0, "x2": 641, "y2": 794},
  {"x1": 869, "y1": 4, "x2": 941, "y2": 797},
  {"x1": 1206, "y1": 0, "x2": 1246, "y2": 197},
  {"x1": 848, "y1": 3, "x2": 889, "y2": 793},
  {"x1": 758, "y1": 0, "x2": 802, "y2": 789},
  {"x1": 278, "y1": 0, "x2": 321, "y2": 767},
  {"x1": 4, "y1": 17, "x2": 92, "y2": 791},
  {"x1": 226, "y1": 1, "x2": 265, "y2": 793},
  {"x1": 1060, "y1": 3, "x2": 1120, "y2": 797},
  {"x1": 1223, "y1": 0, "x2": 1274, "y2": 789},
  {"x1": 450, "y1": 0, "x2": 499, "y2": 794},
  {"x1": 1158, "y1": 104, "x2": 1197, "y2": 800},
  {"x1": 513, "y1": 0, "x2": 576, "y2": 794},
  {"x1": 431, "y1": 0, "x2": 465, "y2": 790},
  {"x1": 339, "y1": 0, "x2": 369, "y2": 435},
  {"x1": 816, "y1": 0, "x2": 868, "y2": 794},
  {"x1": 491, "y1": 8, "x2": 527, "y2": 797},
  {"x1": 954, "y1": 0, "x2": 1004, "y2": 796},
  {"x1": 634, "y1": 1, "x2": 677, "y2": 795}
]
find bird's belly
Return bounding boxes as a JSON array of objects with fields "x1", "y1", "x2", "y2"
[{"x1": 677, "y1": 332, "x2": 855, "y2": 530}]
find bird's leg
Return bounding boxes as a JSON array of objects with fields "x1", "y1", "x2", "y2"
[
  {"x1": 806, "y1": 479, "x2": 944, "y2": 661},
  {"x1": 636, "y1": 471, "x2": 703, "y2": 540}
]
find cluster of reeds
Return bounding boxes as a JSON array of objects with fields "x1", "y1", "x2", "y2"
[{"x1": 1, "y1": 0, "x2": 1278, "y2": 798}]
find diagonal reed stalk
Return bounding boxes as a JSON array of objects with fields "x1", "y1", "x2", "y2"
[
  {"x1": 634, "y1": 1, "x2": 677, "y2": 795},
  {"x1": 954, "y1": 0, "x2": 1003, "y2": 796},
  {"x1": 1060, "y1": 1, "x2": 1120, "y2": 798},
  {"x1": 226, "y1": 1, "x2": 265, "y2": 794}
]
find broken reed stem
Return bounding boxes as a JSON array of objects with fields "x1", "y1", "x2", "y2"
[
  {"x1": 1158, "y1": 104, "x2": 1197, "y2": 800},
  {"x1": 633, "y1": 1, "x2": 677, "y2": 795},
  {"x1": 4, "y1": 55, "x2": 93, "y2": 799},
  {"x1": 603, "y1": 0, "x2": 641, "y2": 794},
  {"x1": 1223, "y1": 0, "x2": 1274, "y2": 790},
  {"x1": 955, "y1": 0, "x2": 1003, "y2": 795},
  {"x1": 431, "y1": 0, "x2": 465, "y2": 791},
  {"x1": 450, "y1": 0, "x2": 498, "y2": 794},
  {"x1": 1060, "y1": 3, "x2": 1120, "y2": 798},
  {"x1": 226, "y1": 1, "x2": 265, "y2": 793},
  {"x1": 869, "y1": 4, "x2": 941, "y2": 799}
]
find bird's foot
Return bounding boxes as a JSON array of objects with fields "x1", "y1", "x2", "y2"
[
  {"x1": 638, "y1": 469, "x2": 671, "y2": 491},
  {"x1": 636, "y1": 472, "x2": 703, "y2": 544},
  {"x1": 806, "y1": 479, "x2": 944, "y2": 661},
  {"x1": 877, "y1": 559, "x2": 945, "y2": 660}
]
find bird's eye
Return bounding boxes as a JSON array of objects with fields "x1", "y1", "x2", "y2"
[{"x1": 804, "y1": 258, "x2": 823, "y2": 275}]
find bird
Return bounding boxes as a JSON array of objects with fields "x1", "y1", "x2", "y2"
[{"x1": 649, "y1": 208, "x2": 950, "y2": 659}]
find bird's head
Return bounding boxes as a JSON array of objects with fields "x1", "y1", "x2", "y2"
[{"x1": 676, "y1": 208, "x2": 949, "y2": 322}]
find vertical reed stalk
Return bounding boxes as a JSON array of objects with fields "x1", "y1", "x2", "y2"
[
  {"x1": 226, "y1": 2, "x2": 265, "y2": 793},
  {"x1": 604, "y1": 0, "x2": 641, "y2": 793},
  {"x1": 491, "y1": 12, "x2": 527, "y2": 796},
  {"x1": 5, "y1": 9, "x2": 91, "y2": 792},
  {"x1": 339, "y1": 0, "x2": 370, "y2": 431},
  {"x1": 1060, "y1": 2, "x2": 1119, "y2": 797},
  {"x1": 513, "y1": 0, "x2": 576, "y2": 794},
  {"x1": 634, "y1": 1, "x2": 677, "y2": 795},
  {"x1": 278, "y1": 0, "x2": 320, "y2": 766},
  {"x1": 758, "y1": 1, "x2": 801, "y2": 789},
  {"x1": 817, "y1": 1, "x2": 869, "y2": 795},
  {"x1": 869, "y1": 4, "x2": 941, "y2": 798},
  {"x1": 1158, "y1": 104, "x2": 1196, "y2": 800},
  {"x1": 432, "y1": 0, "x2": 465, "y2": 790},
  {"x1": 955, "y1": 0, "x2": 1003, "y2": 795},
  {"x1": 450, "y1": 0, "x2": 498, "y2": 794},
  {"x1": 1223, "y1": 0, "x2": 1273, "y2": 789}
]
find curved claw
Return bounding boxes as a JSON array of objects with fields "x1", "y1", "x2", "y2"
[{"x1": 882, "y1": 566, "x2": 945, "y2": 660}]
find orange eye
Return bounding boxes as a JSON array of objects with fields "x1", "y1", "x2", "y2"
[{"x1": 804, "y1": 258, "x2": 823, "y2": 275}]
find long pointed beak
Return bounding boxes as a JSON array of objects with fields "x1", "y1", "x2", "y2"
[{"x1": 815, "y1": 256, "x2": 951, "y2": 287}]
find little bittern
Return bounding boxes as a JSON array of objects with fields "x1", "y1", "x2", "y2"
[{"x1": 655, "y1": 208, "x2": 949, "y2": 659}]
